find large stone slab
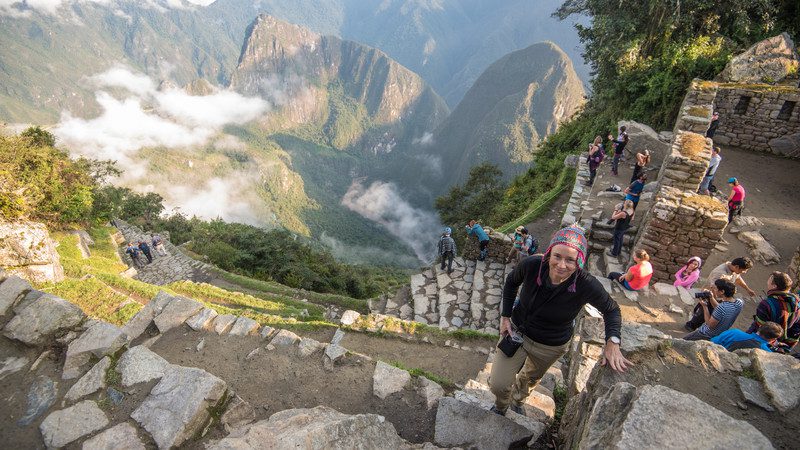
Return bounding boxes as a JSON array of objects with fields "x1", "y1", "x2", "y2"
[
  {"x1": 63, "y1": 322, "x2": 127, "y2": 379},
  {"x1": 0, "y1": 275, "x2": 32, "y2": 316},
  {"x1": 121, "y1": 291, "x2": 174, "y2": 341},
  {"x1": 117, "y1": 345, "x2": 170, "y2": 386},
  {"x1": 298, "y1": 337, "x2": 323, "y2": 357},
  {"x1": 82, "y1": 422, "x2": 146, "y2": 450},
  {"x1": 228, "y1": 316, "x2": 259, "y2": 336},
  {"x1": 185, "y1": 307, "x2": 218, "y2": 331},
  {"x1": 417, "y1": 377, "x2": 445, "y2": 409},
  {"x1": 373, "y1": 361, "x2": 410, "y2": 399},
  {"x1": 212, "y1": 314, "x2": 237, "y2": 334},
  {"x1": 131, "y1": 365, "x2": 227, "y2": 449},
  {"x1": 579, "y1": 383, "x2": 773, "y2": 449},
  {"x1": 153, "y1": 295, "x2": 204, "y2": 333},
  {"x1": 65, "y1": 356, "x2": 110, "y2": 402},
  {"x1": 651, "y1": 282, "x2": 678, "y2": 297},
  {"x1": 207, "y1": 406, "x2": 408, "y2": 449},
  {"x1": 718, "y1": 32, "x2": 800, "y2": 83},
  {"x1": 40, "y1": 400, "x2": 109, "y2": 448},
  {"x1": 620, "y1": 322, "x2": 670, "y2": 354},
  {"x1": 434, "y1": 397, "x2": 543, "y2": 450},
  {"x1": 269, "y1": 329, "x2": 300, "y2": 347},
  {"x1": 752, "y1": 349, "x2": 800, "y2": 412},
  {"x1": 738, "y1": 376, "x2": 775, "y2": 412},
  {"x1": 3, "y1": 294, "x2": 85, "y2": 346},
  {"x1": 220, "y1": 394, "x2": 256, "y2": 433},
  {"x1": 0, "y1": 221, "x2": 65, "y2": 283}
]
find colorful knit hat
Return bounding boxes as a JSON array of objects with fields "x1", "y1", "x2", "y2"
[{"x1": 537, "y1": 224, "x2": 588, "y2": 292}]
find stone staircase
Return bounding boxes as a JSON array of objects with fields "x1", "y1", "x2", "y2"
[
  {"x1": 377, "y1": 255, "x2": 513, "y2": 335},
  {"x1": 112, "y1": 219, "x2": 214, "y2": 285}
]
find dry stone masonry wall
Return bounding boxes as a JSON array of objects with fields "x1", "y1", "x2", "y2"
[
  {"x1": 632, "y1": 186, "x2": 728, "y2": 281},
  {"x1": 655, "y1": 130, "x2": 713, "y2": 192},
  {"x1": 712, "y1": 84, "x2": 800, "y2": 157}
]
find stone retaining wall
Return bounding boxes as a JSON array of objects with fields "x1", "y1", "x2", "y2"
[
  {"x1": 632, "y1": 186, "x2": 728, "y2": 281},
  {"x1": 463, "y1": 230, "x2": 514, "y2": 261}
]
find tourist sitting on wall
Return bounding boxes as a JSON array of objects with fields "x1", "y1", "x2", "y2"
[
  {"x1": 726, "y1": 177, "x2": 745, "y2": 223},
  {"x1": 608, "y1": 200, "x2": 635, "y2": 257},
  {"x1": 746, "y1": 271, "x2": 800, "y2": 353},
  {"x1": 683, "y1": 279, "x2": 744, "y2": 341},
  {"x1": 489, "y1": 224, "x2": 629, "y2": 416},
  {"x1": 624, "y1": 173, "x2": 646, "y2": 210},
  {"x1": 711, "y1": 321, "x2": 783, "y2": 352},
  {"x1": 673, "y1": 256, "x2": 702, "y2": 289},
  {"x1": 608, "y1": 249, "x2": 653, "y2": 291},
  {"x1": 466, "y1": 220, "x2": 490, "y2": 261}
]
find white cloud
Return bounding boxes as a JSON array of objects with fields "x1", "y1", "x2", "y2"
[
  {"x1": 412, "y1": 131, "x2": 434, "y2": 146},
  {"x1": 341, "y1": 180, "x2": 441, "y2": 263},
  {"x1": 55, "y1": 66, "x2": 268, "y2": 164},
  {"x1": 0, "y1": 0, "x2": 211, "y2": 17},
  {"x1": 162, "y1": 177, "x2": 265, "y2": 225},
  {"x1": 320, "y1": 233, "x2": 420, "y2": 268}
]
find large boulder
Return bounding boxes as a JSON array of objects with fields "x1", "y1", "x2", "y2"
[
  {"x1": 737, "y1": 231, "x2": 781, "y2": 265},
  {"x1": 0, "y1": 275, "x2": 32, "y2": 316},
  {"x1": 208, "y1": 406, "x2": 409, "y2": 449},
  {"x1": 718, "y1": 32, "x2": 800, "y2": 83},
  {"x1": 3, "y1": 294, "x2": 85, "y2": 346},
  {"x1": 116, "y1": 345, "x2": 170, "y2": 386},
  {"x1": 575, "y1": 383, "x2": 773, "y2": 449},
  {"x1": 62, "y1": 321, "x2": 127, "y2": 379},
  {"x1": 434, "y1": 397, "x2": 544, "y2": 450},
  {"x1": 618, "y1": 120, "x2": 670, "y2": 164},
  {"x1": 121, "y1": 291, "x2": 175, "y2": 341},
  {"x1": 131, "y1": 365, "x2": 227, "y2": 449},
  {"x1": 65, "y1": 356, "x2": 110, "y2": 402},
  {"x1": 372, "y1": 361, "x2": 410, "y2": 399},
  {"x1": 82, "y1": 422, "x2": 146, "y2": 450},
  {"x1": 0, "y1": 220, "x2": 65, "y2": 283},
  {"x1": 153, "y1": 295, "x2": 204, "y2": 333},
  {"x1": 39, "y1": 400, "x2": 109, "y2": 448},
  {"x1": 752, "y1": 349, "x2": 800, "y2": 412}
]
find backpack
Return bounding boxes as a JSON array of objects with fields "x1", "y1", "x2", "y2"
[{"x1": 525, "y1": 235, "x2": 538, "y2": 255}]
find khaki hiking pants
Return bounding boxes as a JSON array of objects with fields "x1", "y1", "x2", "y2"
[{"x1": 489, "y1": 335, "x2": 569, "y2": 411}]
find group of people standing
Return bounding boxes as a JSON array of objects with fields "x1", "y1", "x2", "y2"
[{"x1": 124, "y1": 234, "x2": 167, "y2": 268}]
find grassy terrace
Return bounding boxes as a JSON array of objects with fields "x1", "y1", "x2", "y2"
[
  {"x1": 38, "y1": 227, "x2": 497, "y2": 345},
  {"x1": 216, "y1": 270, "x2": 371, "y2": 314}
]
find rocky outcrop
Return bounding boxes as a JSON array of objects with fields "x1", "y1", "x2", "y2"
[
  {"x1": 208, "y1": 406, "x2": 411, "y2": 449},
  {"x1": 718, "y1": 32, "x2": 800, "y2": 84},
  {"x1": 3, "y1": 292, "x2": 85, "y2": 346},
  {"x1": 571, "y1": 383, "x2": 773, "y2": 449},
  {"x1": 0, "y1": 221, "x2": 64, "y2": 283},
  {"x1": 131, "y1": 365, "x2": 227, "y2": 449},
  {"x1": 62, "y1": 321, "x2": 127, "y2": 379},
  {"x1": 435, "y1": 397, "x2": 544, "y2": 450}
]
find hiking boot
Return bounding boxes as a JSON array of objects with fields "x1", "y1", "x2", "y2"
[
  {"x1": 489, "y1": 405, "x2": 506, "y2": 416},
  {"x1": 510, "y1": 404, "x2": 525, "y2": 416}
]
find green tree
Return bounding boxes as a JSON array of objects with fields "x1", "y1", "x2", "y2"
[
  {"x1": 435, "y1": 162, "x2": 506, "y2": 247},
  {"x1": 20, "y1": 126, "x2": 56, "y2": 147}
]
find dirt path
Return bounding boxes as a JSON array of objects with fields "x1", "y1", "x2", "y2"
[
  {"x1": 524, "y1": 189, "x2": 571, "y2": 245},
  {"x1": 703, "y1": 146, "x2": 800, "y2": 329},
  {"x1": 150, "y1": 329, "x2": 450, "y2": 444}
]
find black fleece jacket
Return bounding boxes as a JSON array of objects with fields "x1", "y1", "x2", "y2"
[{"x1": 502, "y1": 255, "x2": 621, "y2": 346}]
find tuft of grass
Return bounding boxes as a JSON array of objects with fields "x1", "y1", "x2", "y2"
[
  {"x1": 678, "y1": 132, "x2": 707, "y2": 159},
  {"x1": 217, "y1": 270, "x2": 370, "y2": 313},
  {"x1": 167, "y1": 280, "x2": 323, "y2": 321},
  {"x1": 686, "y1": 105, "x2": 710, "y2": 118},
  {"x1": 683, "y1": 194, "x2": 727, "y2": 213},
  {"x1": 552, "y1": 384, "x2": 568, "y2": 425},
  {"x1": 741, "y1": 366, "x2": 760, "y2": 381},
  {"x1": 386, "y1": 360, "x2": 455, "y2": 389}
]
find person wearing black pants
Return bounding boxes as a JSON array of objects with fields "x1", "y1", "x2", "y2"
[{"x1": 609, "y1": 200, "x2": 634, "y2": 256}]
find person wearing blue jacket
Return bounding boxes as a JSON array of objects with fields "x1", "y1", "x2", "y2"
[
  {"x1": 466, "y1": 220, "x2": 490, "y2": 261},
  {"x1": 710, "y1": 321, "x2": 782, "y2": 352}
]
